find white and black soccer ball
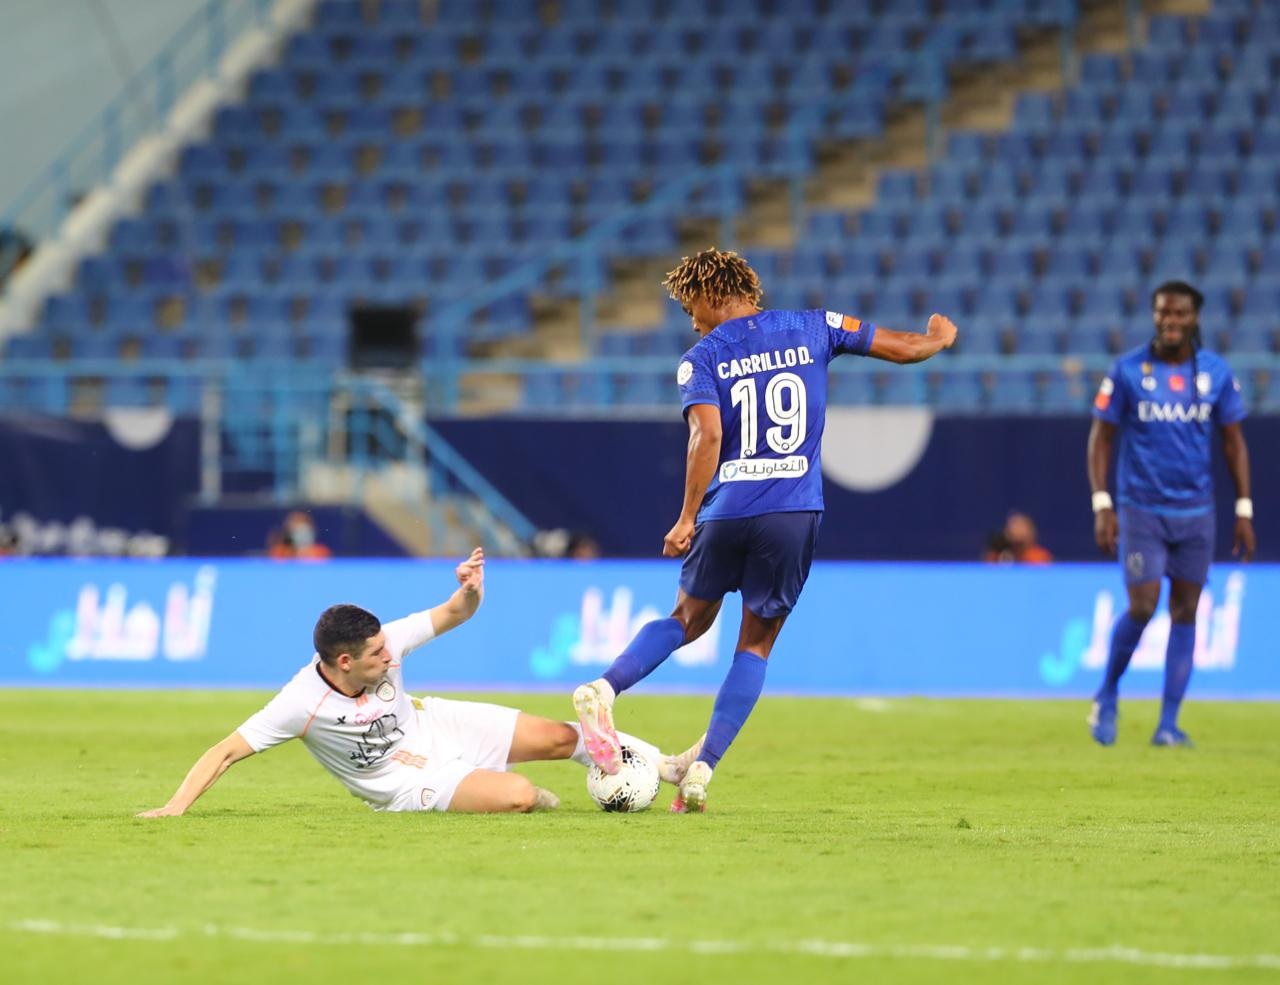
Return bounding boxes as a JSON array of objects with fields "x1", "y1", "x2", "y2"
[{"x1": 586, "y1": 745, "x2": 661, "y2": 813}]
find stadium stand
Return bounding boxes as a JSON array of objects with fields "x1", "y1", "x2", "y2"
[{"x1": 3, "y1": 0, "x2": 1277, "y2": 416}]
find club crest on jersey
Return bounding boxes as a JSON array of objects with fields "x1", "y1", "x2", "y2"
[
  {"x1": 376, "y1": 679, "x2": 396, "y2": 702},
  {"x1": 677, "y1": 361, "x2": 693, "y2": 386},
  {"x1": 1141, "y1": 375, "x2": 1157, "y2": 391},
  {"x1": 1197, "y1": 373, "x2": 1211, "y2": 396}
]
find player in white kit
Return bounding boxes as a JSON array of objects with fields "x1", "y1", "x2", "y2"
[{"x1": 138, "y1": 549, "x2": 699, "y2": 815}]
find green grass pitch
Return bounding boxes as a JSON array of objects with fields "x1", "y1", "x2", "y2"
[{"x1": 3, "y1": 691, "x2": 1278, "y2": 984}]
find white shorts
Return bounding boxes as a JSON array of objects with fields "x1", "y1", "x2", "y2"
[{"x1": 384, "y1": 696, "x2": 520, "y2": 813}]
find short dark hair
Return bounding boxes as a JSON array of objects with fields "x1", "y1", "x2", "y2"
[
  {"x1": 1151, "y1": 280, "x2": 1204, "y2": 312},
  {"x1": 313, "y1": 604, "x2": 381, "y2": 665}
]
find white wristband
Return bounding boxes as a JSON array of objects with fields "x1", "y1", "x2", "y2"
[
  {"x1": 1236, "y1": 498, "x2": 1254, "y2": 519},
  {"x1": 1091, "y1": 491, "x2": 1114, "y2": 514}
]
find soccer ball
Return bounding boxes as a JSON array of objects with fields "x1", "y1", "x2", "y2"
[{"x1": 586, "y1": 745, "x2": 661, "y2": 812}]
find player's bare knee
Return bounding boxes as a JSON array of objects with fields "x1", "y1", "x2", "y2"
[
  {"x1": 1128, "y1": 601, "x2": 1157, "y2": 623},
  {"x1": 548, "y1": 721, "x2": 578, "y2": 759},
  {"x1": 671, "y1": 608, "x2": 703, "y2": 642},
  {"x1": 1168, "y1": 601, "x2": 1198, "y2": 624}
]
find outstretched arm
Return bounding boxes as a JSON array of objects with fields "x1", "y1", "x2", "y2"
[
  {"x1": 1088, "y1": 418, "x2": 1118, "y2": 556},
  {"x1": 664, "y1": 403, "x2": 722, "y2": 557},
  {"x1": 136, "y1": 731, "x2": 256, "y2": 817},
  {"x1": 867, "y1": 313, "x2": 958, "y2": 364},
  {"x1": 1221, "y1": 423, "x2": 1255, "y2": 561},
  {"x1": 429, "y1": 547, "x2": 485, "y2": 636}
]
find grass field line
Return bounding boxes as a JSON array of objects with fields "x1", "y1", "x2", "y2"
[{"x1": 9, "y1": 919, "x2": 1280, "y2": 971}]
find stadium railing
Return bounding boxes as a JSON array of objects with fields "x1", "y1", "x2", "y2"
[{"x1": 0, "y1": 358, "x2": 538, "y2": 551}]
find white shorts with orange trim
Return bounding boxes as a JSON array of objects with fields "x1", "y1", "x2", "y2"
[{"x1": 382, "y1": 696, "x2": 520, "y2": 812}]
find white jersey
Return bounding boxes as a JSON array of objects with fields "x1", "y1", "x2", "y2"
[{"x1": 237, "y1": 610, "x2": 438, "y2": 809}]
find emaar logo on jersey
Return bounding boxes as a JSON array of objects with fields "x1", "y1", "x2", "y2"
[
  {"x1": 27, "y1": 567, "x2": 218, "y2": 673},
  {"x1": 1137, "y1": 401, "x2": 1213, "y2": 423},
  {"x1": 530, "y1": 585, "x2": 720, "y2": 679},
  {"x1": 1039, "y1": 572, "x2": 1244, "y2": 685}
]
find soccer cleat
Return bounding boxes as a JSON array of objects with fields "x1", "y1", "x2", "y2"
[
  {"x1": 1088, "y1": 698, "x2": 1118, "y2": 746},
  {"x1": 1151, "y1": 726, "x2": 1194, "y2": 748},
  {"x1": 669, "y1": 794, "x2": 704, "y2": 814},
  {"x1": 674, "y1": 761, "x2": 713, "y2": 813},
  {"x1": 572, "y1": 680, "x2": 621, "y2": 775},
  {"x1": 659, "y1": 734, "x2": 706, "y2": 785},
  {"x1": 532, "y1": 787, "x2": 561, "y2": 810}
]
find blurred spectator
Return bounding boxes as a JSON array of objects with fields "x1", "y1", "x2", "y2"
[
  {"x1": 565, "y1": 531, "x2": 602, "y2": 560},
  {"x1": 268, "y1": 510, "x2": 332, "y2": 561},
  {"x1": 532, "y1": 527, "x2": 604, "y2": 559},
  {"x1": 984, "y1": 511, "x2": 1053, "y2": 564}
]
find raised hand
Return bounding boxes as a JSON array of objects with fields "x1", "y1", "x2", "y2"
[
  {"x1": 456, "y1": 547, "x2": 485, "y2": 593},
  {"x1": 927, "y1": 313, "x2": 959, "y2": 350}
]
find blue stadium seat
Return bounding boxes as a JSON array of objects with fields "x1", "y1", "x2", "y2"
[
  {"x1": 905, "y1": 202, "x2": 951, "y2": 241},
  {"x1": 875, "y1": 371, "x2": 926, "y2": 406},
  {"x1": 1041, "y1": 373, "x2": 1090, "y2": 413},
  {"x1": 1043, "y1": 244, "x2": 1093, "y2": 279},
  {"x1": 1079, "y1": 53, "x2": 1123, "y2": 89},
  {"x1": 986, "y1": 371, "x2": 1037, "y2": 412},
  {"x1": 946, "y1": 131, "x2": 988, "y2": 166},
  {"x1": 1217, "y1": 200, "x2": 1268, "y2": 243},
  {"x1": 931, "y1": 370, "x2": 984, "y2": 411},
  {"x1": 826, "y1": 370, "x2": 873, "y2": 403},
  {"x1": 4, "y1": 333, "x2": 54, "y2": 360},
  {"x1": 890, "y1": 244, "x2": 935, "y2": 279}
]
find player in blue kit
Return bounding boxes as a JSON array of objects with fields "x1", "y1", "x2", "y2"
[
  {"x1": 573, "y1": 248, "x2": 958, "y2": 811},
  {"x1": 1088, "y1": 281, "x2": 1255, "y2": 748}
]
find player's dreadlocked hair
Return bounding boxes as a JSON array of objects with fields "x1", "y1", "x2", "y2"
[
  {"x1": 1151, "y1": 279, "x2": 1204, "y2": 313},
  {"x1": 662, "y1": 248, "x2": 764, "y2": 309}
]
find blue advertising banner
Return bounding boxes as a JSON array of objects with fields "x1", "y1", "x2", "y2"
[{"x1": 1, "y1": 559, "x2": 1275, "y2": 697}]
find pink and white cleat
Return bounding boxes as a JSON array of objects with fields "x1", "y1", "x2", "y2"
[{"x1": 572, "y1": 680, "x2": 621, "y2": 774}]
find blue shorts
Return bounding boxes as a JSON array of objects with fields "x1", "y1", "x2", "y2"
[
  {"x1": 679, "y1": 511, "x2": 821, "y2": 618},
  {"x1": 1119, "y1": 505, "x2": 1215, "y2": 586}
]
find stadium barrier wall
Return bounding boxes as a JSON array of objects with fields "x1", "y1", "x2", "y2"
[
  {"x1": 435, "y1": 415, "x2": 1276, "y2": 562},
  {"x1": 3, "y1": 414, "x2": 1275, "y2": 561},
  {"x1": 0, "y1": 414, "x2": 200, "y2": 549},
  {"x1": 3, "y1": 559, "x2": 1275, "y2": 698}
]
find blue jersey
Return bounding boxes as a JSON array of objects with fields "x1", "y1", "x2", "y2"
[
  {"x1": 677, "y1": 308, "x2": 876, "y2": 522},
  {"x1": 1093, "y1": 344, "x2": 1245, "y2": 513}
]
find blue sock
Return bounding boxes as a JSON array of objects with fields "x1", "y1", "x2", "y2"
[
  {"x1": 601, "y1": 617, "x2": 685, "y2": 695},
  {"x1": 1160, "y1": 623, "x2": 1196, "y2": 730},
  {"x1": 700, "y1": 651, "x2": 768, "y2": 771},
  {"x1": 1096, "y1": 612, "x2": 1148, "y2": 702}
]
